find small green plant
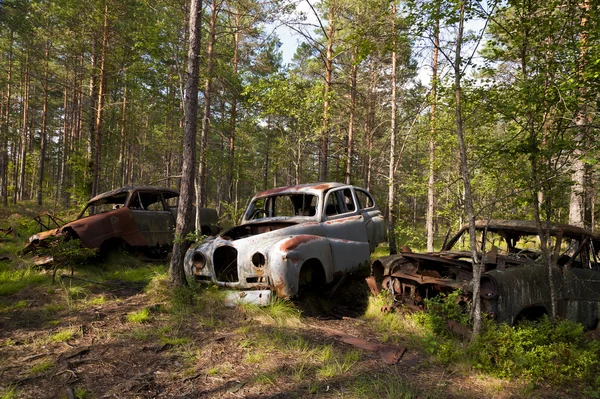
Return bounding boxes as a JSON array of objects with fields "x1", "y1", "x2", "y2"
[
  {"x1": 126, "y1": 308, "x2": 151, "y2": 324},
  {"x1": 0, "y1": 384, "x2": 19, "y2": 399},
  {"x1": 29, "y1": 359, "x2": 54, "y2": 375},
  {"x1": 51, "y1": 327, "x2": 78, "y2": 342},
  {"x1": 73, "y1": 387, "x2": 91, "y2": 399}
]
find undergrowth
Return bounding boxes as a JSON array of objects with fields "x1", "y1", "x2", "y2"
[{"x1": 365, "y1": 292, "x2": 600, "y2": 391}]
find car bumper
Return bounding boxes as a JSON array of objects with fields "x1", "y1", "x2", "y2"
[{"x1": 223, "y1": 289, "x2": 273, "y2": 306}]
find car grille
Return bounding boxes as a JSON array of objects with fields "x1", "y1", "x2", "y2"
[{"x1": 213, "y1": 246, "x2": 239, "y2": 282}]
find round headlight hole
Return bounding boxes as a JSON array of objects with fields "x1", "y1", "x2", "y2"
[{"x1": 251, "y1": 252, "x2": 266, "y2": 268}]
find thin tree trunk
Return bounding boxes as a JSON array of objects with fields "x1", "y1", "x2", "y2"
[
  {"x1": 387, "y1": 3, "x2": 398, "y2": 255},
  {"x1": 569, "y1": 0, "x2": 590, "y2": 228},
  {"x1": 227, "y1": 11, "x2": 240, "y2": 204},
  {"x1": 453, "y1": 1, "x2": 482, "y2": 338},
  {"x1": 197, "y1": 0, "x2": 219, "y2": 230},
  {"x1": 426, "y1": 4, "x2": 440, "y2": 252},
  {"x1": 1, "y1": 30, "x2": 13, "y2": 206},
  {"x1": 37, "y1": 41, "x2": 50, "y2": 206},
  {"x1": 18, "y1": 51, "x2": 30, "y2": 202},
  {"x1": 345, "y1": 47, "x2": 357, "y2": 185},
  {"x1": 320, "y1": 2, "x2": 335, "y2": 182},
  {"x1": 170, "y1": 0, "x2": 202, "y2": 287},
  {"x1": 92, "y1": 4, "x2": 109, "y2": 197}
]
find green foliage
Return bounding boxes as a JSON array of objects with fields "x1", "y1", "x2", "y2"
[
  {"x1": 126, "y1": 308, "x2": 151, "y2": 324},
  {"x1": 471, "y1": 317, "x2": 600, "y2": 385}
]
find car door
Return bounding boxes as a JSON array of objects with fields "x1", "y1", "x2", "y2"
[
  {"x1": 322, "y1": 187, "x2": 370, "y2": 273},
  {"x1": 129, "y1": 190, "x2": 176, "y2": 246},
  {"x1": 354, "y1": 188, "x2": 385, "y2": 251}
]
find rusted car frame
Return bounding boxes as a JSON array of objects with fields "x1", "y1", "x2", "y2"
[
  {"x1": 184, "y1": 182, "x2": 386, "y2": 304},
  {"x1": 25, "y1": 186, "x2": 219, "y2": 258},
  {"x1": 371, "y1": 220, "x2": 600, "y2": 329}
]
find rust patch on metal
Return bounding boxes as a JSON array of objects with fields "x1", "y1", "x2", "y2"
[
  {"x1": 279, "y1": 234, "x2": 319, "y2": 252},
  {"x1": 365, "y1": 276, "x2": 380, "y2": 296}
]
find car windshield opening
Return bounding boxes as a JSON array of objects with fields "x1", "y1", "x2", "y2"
[{"x1": 248, "y1": 194, "x2": 317, "y2": 219}]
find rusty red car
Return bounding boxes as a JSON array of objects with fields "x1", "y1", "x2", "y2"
[
  {"x1": 24, "y1": 186, "x2": 218, "y2": 260},
  {"x1": 185, "y1": 183, "x2": 386, "y2": 304}
]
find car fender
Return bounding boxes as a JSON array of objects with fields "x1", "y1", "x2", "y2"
[{"x1": 267, "y1": 234, "x2": 333, "y2": 297}]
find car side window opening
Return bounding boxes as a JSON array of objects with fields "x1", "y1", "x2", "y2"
[
  {"x1": 355, "y1": 189, "x2": 375, "y2": 209},
  {"x1": 139, "y1": 192, "x2": 164, "y2": 211},
  {"x1": 129, "y1": 192, "x2": 143, "y2": 209},
  {"x1": 325, "y1": 189, "x2": 355, "y2": 217},
  {"x1": 291, "y1": 194, "x2": 317, "y2": 216}
]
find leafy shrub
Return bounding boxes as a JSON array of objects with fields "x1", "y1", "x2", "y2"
[{"x1": 470, "y1": 317, "x2": 600, "y2": 385}]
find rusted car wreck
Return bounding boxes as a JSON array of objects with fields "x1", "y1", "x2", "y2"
[
  {"x1": 370, "y1": 220, "x2": 600, "y2": 329},
  {"x1": 25, "y1": 186, "x2": 219, "y2": 259},
  {"x1": 185, "y1": 182, "x2": 386, "y2": 304}
]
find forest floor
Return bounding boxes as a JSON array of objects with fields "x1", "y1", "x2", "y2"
[{"x1": 0, "y1": 208, "x2": 593, "y2": 399}]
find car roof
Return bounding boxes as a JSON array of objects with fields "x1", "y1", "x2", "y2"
[
  {"x1": 461, "y1": 219, "x2": 600, "y2": 240},
  {"x1": 87, "y1": 186, "x2": 179, "y2": 203},
  {"x1": 253, "y1": 182, "x2": 348, "y2": 198}
]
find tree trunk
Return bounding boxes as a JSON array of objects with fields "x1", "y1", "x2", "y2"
[
  {"x1": 426, "y1": 3, "x2": 440, "y2": 252},
  {"x1": 569, "y1": 0, "x2": 590, "y2": 228},
  {"x1": 387, "y1": 3, "x2": 398, "y2": 255},
  {"x1": 1, "y1": 30, "x2": 13, "y2": 206},
  {"x1": 92, "y1": 4, "x2": 109, "y2": 198},
  {"x1": 320, "y1": 2, "x2": 335, "y2": 182},
  {"x1": 37, "y1": 41, "x2": 50, "y2": 206},
  {"x1": 197, "y1": 0, "x2": 219, "y2": 230},
  {"x1": 453, "y1": 1, "x2": 482, "y2": 338},
  {"x1": 345, "y1": 47, "x2": 357, "y2": 185},
  {"x1": 227, "y1": 11, "x2": 240, "y2": 204},
  {"x1": 18, "y1": 51, "x2": 30, "y2": 202},
  {"x1": 169, "y1": 0, "x2": 202, "y2": 287}
]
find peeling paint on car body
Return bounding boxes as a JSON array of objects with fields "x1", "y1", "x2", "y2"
[
  {"x1": 371, "y1": 219, "x2": 600, "y2": 329},
  {"x1": 185, "y1": 182, "x2": 385, "y2": 303}
]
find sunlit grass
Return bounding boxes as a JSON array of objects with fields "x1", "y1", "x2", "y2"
[
  {"x1": 126, "y1": 308, "x2": 151, "y2": 324},
  {"x1": 0, "y1": 264, "x2": 47, "y2": 296},
  {"x1": 50, "y1": 326, "x2": 78, "y2": 342},
  {"x1": 348, "y1": 373, "x2": 428, "y2": 399},
  {"x1": 241, "y1": 297, "x2": 302, "y2": 326}
]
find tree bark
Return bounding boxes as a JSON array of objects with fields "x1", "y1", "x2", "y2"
[
  {"x1": 92, "y1": 4, "x2": 109, "y2": 198},
  {"x1": 426, "y1": 3, "x2": 440, "y2": 252},
  {"x1": 227, "y1": 11, "x2": 240, "y2": 204},
  {"x1": 345, "y1": 47, "x2": 357, "y2": 185},
  {"x1": 169, "y1": 0, "x2": 202, "y2": 287},
  {"x1": 1, "y1": 30, "x2": 13, "y2": 206},
  {"x1": 37, "y1": 41, "x2": 50, "y2": 206},
  {"x1": 18, "y1": 50, "x2": 30, "y2": 202},
  {"x1": 453, "y1": 1, "x2": 482, "y2": 338},
  {"x1": 320, "y1": 2, "x2": 335, "y2": 182},
  {"x1": 197, "y1": 0, "x2": 219, "y2": 230},
  {"x1": 387, "y1": 3, "x2": 398, "y2": 255},
  {"x1": 568, "y1": 0, "x2": 590, "y2": 228}
]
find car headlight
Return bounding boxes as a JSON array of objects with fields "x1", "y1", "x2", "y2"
[
  {"x1": 192, "y1": 252, "x2": 206, "y2": 274},
  {"x1": 480, "y1": 276, "x2": 498, "y2": 299},
  {"x1": 29, "y1": 235, "x2": 40, "y2": 244}
]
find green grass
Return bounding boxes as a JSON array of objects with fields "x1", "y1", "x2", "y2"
[
  {"x1": 127, "y1": 308, "x2": 151, "y2": 323},
  {"x1": 29, "y1": 360, "x2": 54, "y2": 375},
  {"x1": 50, "y1": 327, "x2": 78, "y2": 342},
  {"x1": 0, "y1": 265, "x2": 47, "y2": 296},
  {"x1": 0, "y1": 384, "x2": 19, "y2": 399},
  {"x1": 348, "y1": 373, "x2": 430, "y2": 399}
]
